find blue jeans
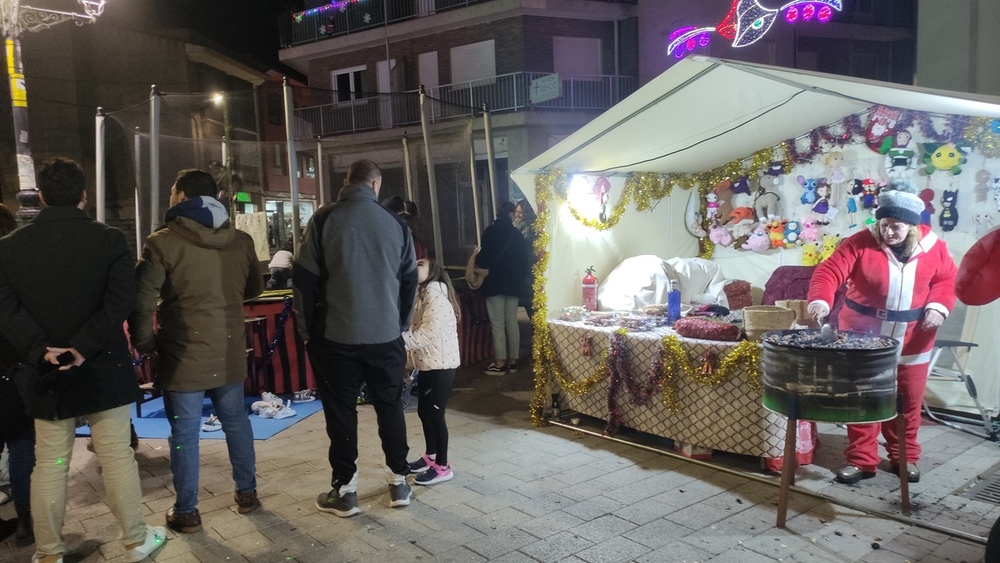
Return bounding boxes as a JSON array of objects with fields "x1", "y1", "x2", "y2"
[
  {"x1": 0, "y1": 429, "x2": 35, "y2": 511},
  {"x1": 163, "y1": 382, "x2": 256, "y2": 513}
]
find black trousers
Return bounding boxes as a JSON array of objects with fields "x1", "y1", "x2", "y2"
[
  {"x1": 416, "y1": 369, "x2": 455, "y2": 466},
  {"x1": 306, "y1": 337, "x2": 409, "y2": 485}
]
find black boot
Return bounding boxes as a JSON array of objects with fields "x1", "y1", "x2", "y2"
[
  {"x1": 0, "y1": 517, "x2": 16, "y2": 543},
  {"x1": 14, "y1": 506, "x2": 33, "y2": 547}
]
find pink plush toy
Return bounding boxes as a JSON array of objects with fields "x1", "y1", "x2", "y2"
[
  {"x1": 708, "y1": 222, "x2": 733, "y2": 246},
  {"x1": 799, "y1": 217, "x2": 819, "y2": 243},
  {"x1": 741, "y1": 223, "x2": 771, "y2": 253}
]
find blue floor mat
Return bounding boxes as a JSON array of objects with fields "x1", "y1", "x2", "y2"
[{"x1": 76, "y1": 394, "x2": 324, "y2": 441}]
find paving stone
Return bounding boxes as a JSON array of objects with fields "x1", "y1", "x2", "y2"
[
  {"x1": 462, "y1": 527, "x2": 540, "y2": 560},
  {"x1": 711, "y1": 546, "x2": 789, "y2": 563},
  {"x1": 568, "y1": 514, "x2": 637, "y2": 544},
  {"x1": 519, "y1": 529, "x2": 595, "y2": 563},
  {"x1": 634, "y1": 538, "x2": 713, "y2": 562},
  {"x1": 621, "y1": 517, "x2": 695, "y2": 550},
  {"x1": 412, "y1": 522, "x2": 487, "y2": 556},
  {"x1": 574, "y1": 535, "x2": 651, "y2": 563},
  {"x1": 516, "y1": 509, "x2": 587, "y2": 540}
]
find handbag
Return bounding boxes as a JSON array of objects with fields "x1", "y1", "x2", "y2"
[{"x1": 465, "y1": 247, "x2": 489, "y2": 290}]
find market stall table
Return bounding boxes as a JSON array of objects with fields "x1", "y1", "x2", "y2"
[
  {"x1": 548, "y1": 319, "x2": 800, "y2": 464},
  {"x1": 244, "y1": 291, "x2": 314, "y2": 394}
]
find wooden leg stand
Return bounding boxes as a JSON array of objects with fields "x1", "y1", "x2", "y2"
[
  {"x1": 776, "y1": 416, "x2": 798, "y2": 528},
  {"x1": 897, "y1": 409, "x2": 911, "y2": 516}
]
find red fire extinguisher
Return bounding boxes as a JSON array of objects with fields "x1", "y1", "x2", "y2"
[{"x1": 582, "y1": 266, "x2": 599, "y2": 311}]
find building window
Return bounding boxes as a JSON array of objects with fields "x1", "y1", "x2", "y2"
[
  {"x1": 266, "y1": 199, "x2": 315, "y2": 249},
  {"x1": 267, "y1": 91, "x2": 283, "y2": 125},
  {"x1": 418, "y1": 51, "x2": 439, "y2": 90},
  {"x1": 553, "y1": 37, "x2": 602, "y2": 76},
  {"x1": 450, "y1": 40, "x2": 495, "y2": 84},
  {"x1": 332, "y1": 65, "x2": 367, "y2": 102},
  {"x1": 271, "y1": 146, "x2": 286, "y2": 175},
  {"x1": 296, "y1": 154, "x2": 316, "y2": 179}
]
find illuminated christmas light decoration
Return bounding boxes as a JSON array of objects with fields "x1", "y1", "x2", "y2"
[
  {"x1": 732, "y1": 0, "x2": 778, "y2": 47},
  {"x1": 667, "y1": 0, "x2": 843, "y2": 57},
  {"x1": 293, "y1": 0, "x2": 365, "y2": 23}
]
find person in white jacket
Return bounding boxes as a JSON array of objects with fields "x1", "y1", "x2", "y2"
[{"x1": 403, "y1": 258, "x2": 461, "y2": 485}]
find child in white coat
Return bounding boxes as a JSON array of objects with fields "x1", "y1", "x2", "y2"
[{"x1": 404, "y1": 258, "x2": 461, "y2": 485}]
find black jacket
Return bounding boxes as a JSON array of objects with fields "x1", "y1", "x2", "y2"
[
  {"x1": 0, "y1": 206, "x2": 138, "y2": 420},
  {"x1": 475, "y1": 216, "x2": 528, "y2": 298}
]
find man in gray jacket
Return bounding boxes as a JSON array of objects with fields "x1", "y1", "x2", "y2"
[{"x1": 293, "y1": 159, "x2": 418, "y2": 517}]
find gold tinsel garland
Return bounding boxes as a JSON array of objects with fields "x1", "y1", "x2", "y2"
[
  {"x1": 657, "y1": 336, "x2": 762, "y2": 414},
  {"x1": 529, "y1": 170, "x2": 560, "y2": 425},
  {"x1": 962, "y1": 117, "x2": 1000, "y2": 160}
]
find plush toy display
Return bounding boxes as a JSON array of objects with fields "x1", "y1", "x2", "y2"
[
  {"x1": 811, "y1": 181, "x2": 834, "y2": 225},
  {"x1": 783, "y1": 220, "x2": 801, "y2": 247},
  {"x1": 819, "y1": 234, "x2": 839, "y2": 262},
  {"x1": 708, "y1": 221, "x2": 733, "y2": 246},
  {"x1": 880, "y1": 130, "x2": 916, "y2": 178},
  {"x1": 798, "y1": 176, "x2": 818, "y2": 204},
  {"x1": 939, "y1": 190, "x2": 958, "y2": 231},
  {"x1": 975, "y1": 214, "x2": 995, "y2": 238},
  {"x1": 741, "y1": 223, "x2": 771, "y2": 253},
  {"x1": 799, "y1": 217, "x2": 819, "y2": 243},
  {"x1": 919, "y1": 189, "x2": 935, "y2": 226},
  {"x1": 975, "y1": 169, "x2": 992, "y2": 203},
  {"x1": 801, "y1": 241, "x2": 820, "y2": 266},
  {"x1": 865, "y1": 106, "x2": 903, "y2": 153},
  {"x1": 922, "y1": 142, "x2": 968, "y2": 175},
  {"x1": 705, "y1": 190, "x2": 721, "y2": 220},
  {"x1": 825, "y1": 151, "x2": 848, "y2": 185},
  {"x1": 767, "y1": 219, "x2": 787, "y2": 249}
]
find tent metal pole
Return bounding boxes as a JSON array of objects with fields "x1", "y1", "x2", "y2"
[
  {"x1": 316, "y1": 137, "x2": 326, "y2": 207},
  {"x1": 283, "y1": 77, "x2": 302, "y2": 254},
  {"x1": 402, "y1": 132, "x2": 413, "y2": 202},
  {"x1": 482, "y1": 103, "x2": 498, "y2": 215},
  {"x1": 149, "y1": 85, "x2": 161, "y2": 230},
  {"x1": 419, "y1": 86, "x2": 444, "y2": 262},
  {"x1": 468, "y1": 123, "x2": 482, "y2": 245},
  {"x1": 133, "y1": 127, "x2": 142, "y2": 257},
  {"x1": 95, "y1": 107, "x2": 106, "y2": 223}
]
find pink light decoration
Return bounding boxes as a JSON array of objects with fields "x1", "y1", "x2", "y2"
[
  {"x1": 818, "y1": 5, "x2": 833, "y2": 21},
  {"x1": 802, "y1": 3, "x2": 816, "y2": 20},
  {"x1": 293, "y1": 0, "x2": 364, "y2": 22},
  {"x1": 785, "y1": 6, "x2": 799, "y2": 22}
]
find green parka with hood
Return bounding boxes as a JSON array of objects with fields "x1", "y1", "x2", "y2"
[{"x1": 129, "y1": 196, "x2": 264, "y2": 391}]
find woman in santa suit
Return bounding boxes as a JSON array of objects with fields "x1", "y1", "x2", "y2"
[
  {"x1": 807, "y1": 182, "x2": 957, "y2": 485},
  {"x1": 956, "y1": 228, "x2": 1000, "y2": 306}
]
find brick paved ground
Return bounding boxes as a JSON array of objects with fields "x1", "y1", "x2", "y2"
[{"x1": 0, "y1": 329, "x2": 995, "y2": 562}]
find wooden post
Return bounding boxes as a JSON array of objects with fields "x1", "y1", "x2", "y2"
[
  {"x1": 776, "y1": 416, "x2": 798, "y2": 528},
  {"x1": 897, "y1": 395, "x2": 911, "y2": 516}
]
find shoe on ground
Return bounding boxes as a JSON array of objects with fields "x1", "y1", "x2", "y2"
[
  {"x1": 125, "y1": 525, "x2": 167, "y2": 563},
  {"x1": 235, "y1": 490, "x2": 261, "y2": 514},
  {"x1": 316, "y1": 488, "x2": 359, "y2": 518},
  {"x1": 261, "y1": 391, "x2": 283, "y2": 407},
  {"x1": 505, "y1": 362, "x2": 518, "y2": 373},
  {"x1": 408, "y1": 454, "x2": 435, "y2": 474},
  {"x1": 292, "y1": 389, "x2": 316, "y2": 403},
  {"x1": 834, "y1": 464, "x2": 876, "y2": 484},
  {"x1": 250, "y1": 400, "x2": 272, "y2": 414},
  {"x1": 15, "y1": 506, "x2": 33, "y2": 547},
  {"x1": 0, "y1": 489, "x2": 9, "y2": 506},
  {"x1": 165, "y1": 507, "x2": 202, "y2": 534},
  {"x1": 483, "y1": 362, "x2": 506, "y2": 376},
  {"x1": 30, "y1": 554, "x2": 62, "y2": 563},
  {"x1": 202, "y1": 414, "x2": 222, "y2": 432},
  {"x1": 415, "y1": 463, "x2": 453, "y2": 486},
  {"x1": 0, "y1": 517, "x2": 17, "y2": 543},
  {"x1": 388, "y1": 482, "x2": 411, "y2": 507},
  {"x1": 272, "y1": 400, "x2": 297, "y2": 420},
  {"x1": 889, "y1": 463, "x2": 921, "y2": 483}
]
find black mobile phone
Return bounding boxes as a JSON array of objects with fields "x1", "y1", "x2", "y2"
[{"x1": 56, "y1": 350, "x2": 75, "y2": 365}]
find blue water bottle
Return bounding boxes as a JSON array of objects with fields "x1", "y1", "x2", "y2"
[{"x1": 667, "y1": 279, "x2": 682, "y2": 325}]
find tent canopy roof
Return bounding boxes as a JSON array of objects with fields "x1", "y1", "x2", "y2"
[{"x1": 512, "y1": 56, "x2": 1000, "y2": 184}]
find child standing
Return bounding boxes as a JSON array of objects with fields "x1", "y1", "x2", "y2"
[{"x1": 403, "y1": 259, "x2": 461, "y2": 485}]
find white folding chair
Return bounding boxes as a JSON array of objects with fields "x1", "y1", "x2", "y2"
[{"x1": 922, "y1": 339, "x2": 996, "y2": 440}]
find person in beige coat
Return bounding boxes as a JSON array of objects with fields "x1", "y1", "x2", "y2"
[
  {"x1": 403, "y1": 258, "x2": 461, "y2": 485},
  {"x1": 128, "y1": 169, "x2": 264, "y2": 534}
]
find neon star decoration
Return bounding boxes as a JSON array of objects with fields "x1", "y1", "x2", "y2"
[{"x1": 666, "y1": 0, "x2": 843, "y2": 58}]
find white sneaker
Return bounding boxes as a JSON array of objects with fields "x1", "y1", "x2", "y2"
[
  {"x1": 272, "y1": 401, "x2": 296, "y2": 420},
  {"x1": 259, "y1": 406, "x2": 276, "y2": 419},
  {"x1": 261, "y1": 391, "x2": 283, "y2": 407},
  {"x1": 250, "y1": 401, "x2": 271, "y2": 414},
  {"x1": 202, "y1": 415, "x2": 222, "y2": 432},
  {"x1": 125, "y1": 525, "x2": 167, "y2": 562}
]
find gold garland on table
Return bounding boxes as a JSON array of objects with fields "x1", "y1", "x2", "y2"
[{"x1": 657, "y1": 336, "x2": 762, "y2": 414}]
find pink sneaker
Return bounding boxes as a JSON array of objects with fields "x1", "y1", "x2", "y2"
[{"x1": 414, "y1": 462, "x2": 453, "y2": 486}]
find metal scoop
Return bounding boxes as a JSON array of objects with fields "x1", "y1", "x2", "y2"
[{"x1": 820, "y1": 323, "x2": 838, "y2": 344}]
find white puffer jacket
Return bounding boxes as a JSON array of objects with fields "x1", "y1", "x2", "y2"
[{"x1": 402, "y1": 281, "x2": 460, "y2": 370}]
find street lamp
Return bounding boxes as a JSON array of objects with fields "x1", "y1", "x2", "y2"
[
  {"x1": 0, "y1": 0, "x2": 108, "y2": 221},
  {"x1": 214, "y1": 92, "x2": 235, "y2": 217}
]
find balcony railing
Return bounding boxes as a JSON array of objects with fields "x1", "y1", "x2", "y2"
[
  {"x1": 292, "y1": 72, "x2": 636, "y2": 140},
  {"x1": 285, "y1": 0, "x2": 637, "y2": 47}
]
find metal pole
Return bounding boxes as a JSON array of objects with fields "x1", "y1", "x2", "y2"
[
  {"x1": 150, "y1": 85, "x2": 161, "y2": 229},
  {"x1": 316, "y1": 137, "x2": 326, "y2": 207},
  {"x1": 482, "y1": 103, "x2": 499, "y2": 216},
  {"x1": 133, "y1": 127, "x2": 142, "y2": 257},
  {"x1": 283, "y1": 77, "x2": 302, "y2": 254},
  {"x1": 95, "y1": 107, "x2": 105, "y2": 222},
  {"x1": 418, "y1": 86, "x2": 444, "y2": 262},
  {"x1": 221, "y1": 94, "x2": 235, "y2": 217},
  {"x1": 468, "y1": 126, "x2": 482, "y2": 245},
  {"x1": 6, "y1": 37, "x2": 39, "y2": 221},
  {"x1": 402, "y1": 132, "x2": 413, "y2": 202}
]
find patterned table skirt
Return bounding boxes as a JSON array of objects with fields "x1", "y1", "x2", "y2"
[{"x1": 550, "y1": 320, "x2": 794, "y2": 460}]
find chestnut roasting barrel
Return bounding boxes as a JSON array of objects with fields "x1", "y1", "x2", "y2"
[{"x1": 762, "y1": 330, "x2": 899, "y2": 423}]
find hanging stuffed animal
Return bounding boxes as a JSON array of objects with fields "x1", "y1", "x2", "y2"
[
  {"x1": 860, "y1": 178, "x2": 879, "y2": 209},
  {"x1": 594, "y1": 176, "x2": 612, "y2": 223},
  {"x1": 880, "y1": 130, "x2": 916, "y2": 179},
  {"x1": 741, "y1": 223, "x2": 771, "y2": 253},
  {"x1": 767, "y1": 219, "x2": 788, "y2": 249},
  {"x1": 705, "y1": 190, "x2": 721, "y2": 221},
  {"x1": 993, "y1": 177, "x2": 1000, "y2": 212},
  {"x1": 799, "y1": 216, "x2": 819, "y2": 243},
  {"x1": 825, "y1": 151, "x2": 848, "y2": 187},
  {"x1": 846, "y1": 193, "x2": 859, "y2": 228},
  {"x1": 801, "y1": 241, "x2": 820, "y2": 266},
  {"x1": 753, "y1": 166, "x2": 783, "y2": 221},
  {"x1": 975, "y1": 214, "x2": 995, "y2": 238},
  {"x1": 938, "y1": 190, "x2": 958, "y2": 231},
  {"x1": 865, "y1": 105, "x2": 903, "y2": 153},
  {"x1": 819, "y1": 234, "x2": 840, "y2": 262},
  {"x1": 922, "y1": 142, "x2": 969, "y2": 175},
  {"x1": 708, "y1": 220, "x2": 734, "y2": 246},
  {"x1": 811, "y1": 180, "x2": 834, "y2": 225},
  {"x1": 919, "y1": 188, "x2": 935, "y2": 226},
  {"x1": 974, "y1": 170, "x2": 992, "y2": 203},
  {"x1": 732, "y1": 176, "x2": 752, "y2": 195},
  {"x1": 783, "y1": 219, "x2": 801, "y2": 247},
  {"x1": 798, "y1": 176, "x2": 818, "y2": 204}
]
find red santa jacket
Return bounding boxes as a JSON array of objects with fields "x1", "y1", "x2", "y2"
[
  {"x1": 807, "y1": 225, "x2": 956, "y2": 366},
  {"x1": 956, "y1": 228, "x2": 1000, "y2": 306}
]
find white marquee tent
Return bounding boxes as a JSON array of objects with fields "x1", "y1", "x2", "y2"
[{"x1": 510, "y1": 55, "x2": 1000, "y2": 420}]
